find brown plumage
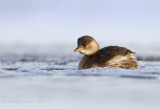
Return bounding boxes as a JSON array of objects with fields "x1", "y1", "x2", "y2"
[{"x1": 74, "y1": 35, "x2": 139, "y2": 70}]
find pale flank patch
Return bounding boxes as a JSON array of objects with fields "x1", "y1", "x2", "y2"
[
  {"x1": 107, "y1": 54, "x2": 138, "y2": 67},
  {"x1": 107, "y1": 56, "x2": 128, "y2": 65}
]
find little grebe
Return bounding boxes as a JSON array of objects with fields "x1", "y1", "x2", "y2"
[{"x1": 74, "y1": 35, "x2": 139, "y2": 70}]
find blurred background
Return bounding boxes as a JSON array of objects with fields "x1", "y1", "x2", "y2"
[
  {"x1": 1, "y1": 1, "x2": 160, "y2": 109},
  {"x1": 0, "y1": 0, "x2": 160, "y2": 56}
]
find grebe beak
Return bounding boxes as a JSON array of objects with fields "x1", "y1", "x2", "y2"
[{"x1": 74, "y1": 47, "x2": 83, "y2": 52}]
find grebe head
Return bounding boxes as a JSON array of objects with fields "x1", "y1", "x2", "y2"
[{"x1": 74, "y1": 35, "x2": 100, "y2": 55}]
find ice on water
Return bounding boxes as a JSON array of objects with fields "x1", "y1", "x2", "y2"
[{"x1": 0, "y1": 47, "x2": 160, "y2": 109}]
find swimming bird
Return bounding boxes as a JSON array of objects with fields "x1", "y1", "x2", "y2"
[{"x1": 74, "y1": 35, "x2": 139, "y2": 70}]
